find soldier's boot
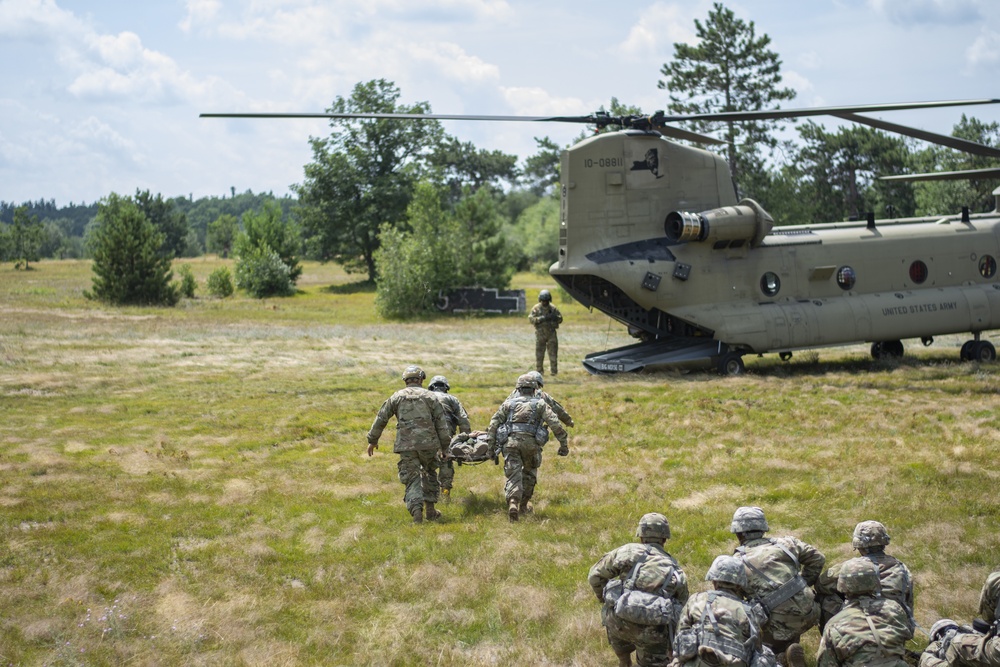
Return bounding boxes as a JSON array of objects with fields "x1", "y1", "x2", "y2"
[
  {"x1": 614, "y1": 650, "x2": 632, "y2": 667},
  {"x1": 425, "y1": 502, "x2": 442, "y2": 521},
  {"x1": 411, "y1": 506, "x2": 423, "y2": 524},
  {"x1": 508, "y1": 499, "x2": 519, "y2": 522},
  {"x1": 518, "y1": 499, "x2": 532, "y2": 516},
  {"x1": 786, "y1": 644, "x2": 806, "y2": 667},
  {"x1": 441, "y1": 488, "x2": 451, "y2": 503}
]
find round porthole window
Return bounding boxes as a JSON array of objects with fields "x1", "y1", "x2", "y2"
[
  {"x1": 837, "y1": 265, "x2": 856, "y2": 291},
  {"x1": 909, "y1": 260, "x2": 928, "y2": 284},
  {"x1": 760, "y1": 272, "x2": 780, "y2": 297},
  {"x1": 980, "y1": 255, "x2": 997, "y2": 279}
]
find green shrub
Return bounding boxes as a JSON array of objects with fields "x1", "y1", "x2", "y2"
[
  {"x1": 206, "y1": 266, "x2": 234, "y2": 298},
  {"x1": 177, "y1": 264, "x2": 197, "y2": 298},
  {"x1": 234, "y1": 246, "x2": 295, "y2": 298}
]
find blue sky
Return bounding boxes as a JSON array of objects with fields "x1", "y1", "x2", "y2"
[{"x1": 1, "y1": 0, "x2": 998, "y2": 205}]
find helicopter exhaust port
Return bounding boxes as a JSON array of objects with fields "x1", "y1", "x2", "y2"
[{"x1": 665, "y1": 199, "x2": 774, "y2": 248}]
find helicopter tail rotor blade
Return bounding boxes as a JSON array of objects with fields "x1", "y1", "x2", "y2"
[
  {"x1": 832, "y1": 112, "x2": 1000, "y2": 158},
  {"x1": 879, "y1": 167, "x2": 1000, "y2": 182}
]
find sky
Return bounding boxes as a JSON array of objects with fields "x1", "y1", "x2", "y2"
[{"x1": 1, "y1": 0, "x2": 999, "y2": 206}]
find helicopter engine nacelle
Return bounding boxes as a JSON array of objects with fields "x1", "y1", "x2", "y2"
[{"x1": 665, "y1": 199, "x2": 774, "y2": 248}]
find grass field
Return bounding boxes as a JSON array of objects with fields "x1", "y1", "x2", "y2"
[{"x1": 1, "y1": 258, "x2": 998, "y2": 666}]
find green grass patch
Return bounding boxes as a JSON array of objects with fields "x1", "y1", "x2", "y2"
[{"x1": 0, "y1": 260, "x2": 998, "y2": 664}]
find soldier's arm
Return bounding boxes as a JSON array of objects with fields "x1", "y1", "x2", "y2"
[
  {"x1": 672, "y1": 566, "x2": 690, "y2": 604},
  {"x1": 486, "y1": 405, "x2": 508, "y2": 447},
  {"x1": 367, "y1": 396, "x2": 396, "y2": 454},
  {"x1": 588, "y1": 549, "x2": 625, "y2": 600},
  {"x1": 542, "y1": 392, "x2": 574, "y2": 427},
  {"x1": 429, "y1": 396, "x2": 451, "y2": 452},
  {"x1": 816, "y1": 629, "x2": 842, "y2": 667},
  {"x1": 552, "y1": 306, "x2": 563, "y2": 325},
  {"x1": 454, "y1": 398, "x2": 471, "y2": 433},
  {"x1": 979, "y1": 571, "x2": 1000, "y2": 623},
  {"x1": 793, "y1": 538, "x2": 826, "y2": 584},
  {"x1": 542, "y1": 405, "x2": 569, "y2": 451},
  {"x1": 528, "y1": 305, "x2": 541, "y2": 325}
]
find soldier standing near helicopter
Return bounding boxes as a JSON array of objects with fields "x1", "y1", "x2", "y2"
[{"x1": 529, "y1": 289, "x2": 562, "y2": 376}]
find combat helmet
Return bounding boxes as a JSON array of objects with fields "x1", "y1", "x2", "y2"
[
  {"x1": 538, "y1": 289, "x2": 552, "y2": 302},
  {"x1": 635, "y1": 513, "x2": 671, "y2": 541},
  {"x1": 730, "y1": 506, "x2": 769, "y2": 534},
  {"x1": 852, "y1": 520, "x2": 890, "y2": 550},
  {"x1": 837, "y1": 557, "x2": 881, "y2": 596},
  {"x1": 428, "y1": 375, "x2": 450, "y2": 392},
  {"x1": 402, "y1": 365, "x2": 426, "y2": 382},
  {"x1": 528, "y1": 371, "x2": 544, "y2": 388},
  {"x1": 705, "y1": 555, "x2": 748, "y2": 590},
  {"x1": 515, "y1": 373, "x2": 538, "y2": 391},
  {"x1": 930, "y1": 619, "x2": 960, "y2": 642}
]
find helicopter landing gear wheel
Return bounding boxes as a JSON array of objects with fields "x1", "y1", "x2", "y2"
[
  {"x1": 971, "y1": 341, "x2": 996, "y2": 362},
  {"x1": 717, "y1": 352, "x2": 745, "y2": 376},
  {"x1": 871, "y1": 340, "x2": 904, "y2": 360},
  {"x1": 961, "y1": 340, "x2": 975, "y2": 361},
  {"x1": 779, "y1": 351, "x2": 793, "y2": 362}
]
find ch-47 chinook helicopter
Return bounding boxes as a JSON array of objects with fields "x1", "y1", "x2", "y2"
[{"x1": 203, "y1": 97, "x2": 1000, "y2": 375}]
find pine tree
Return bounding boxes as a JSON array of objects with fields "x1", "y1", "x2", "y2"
[
  {"x1": 658, "y1": 2, "x2": 795, "y2": 188},
  {"x1": 86, "y1": 193, "x2": 179, "y2": 306}
]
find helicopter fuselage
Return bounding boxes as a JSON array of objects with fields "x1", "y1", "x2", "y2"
[{"x1": 550, "y1": 130, "x2": 1000, "y2": 367}]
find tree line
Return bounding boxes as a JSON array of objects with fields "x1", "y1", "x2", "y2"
[{"x1": 2, "y1": 2, "x2": 997, "y2": 315}]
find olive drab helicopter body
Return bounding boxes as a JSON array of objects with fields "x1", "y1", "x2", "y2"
[
  {"x1": 202, "y1": 97, "x2": 1000, "y2": 374},
  {"x1": 552, "y1": 127, "x2": 1000, "y2": 375}
]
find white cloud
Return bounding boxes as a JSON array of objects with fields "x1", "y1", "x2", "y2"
[
  {"x1": 179, "y1": 0, "x2": 221, "y2": 33},
  {"x1": 0, "y1": 0, "x2": 83, "y2": 39},
  {"x1": 500, "y1": 86, "x2": 589, "y2": 117},
  {"x1": 617, "y1": 2, "x2": 708, "y2": 62},
  {"x1": 966, "y1": 29, "x2": 1000, "y2": 66}
]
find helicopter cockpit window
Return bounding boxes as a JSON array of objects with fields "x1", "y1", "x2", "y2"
[
  {"x1": 979, "y1": 255, "x2": 997, "y2": 279},
  {"x1": 760, "y1": 272, "x2": 780, "y2": 297},
  {"x1": 837, "y1": 265, "x2": 856, "y2": 290},
  {"x1": 909, "y1": 260, "x2": 928, "y2": 284}
]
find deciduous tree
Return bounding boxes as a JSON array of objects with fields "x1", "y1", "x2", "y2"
[{"x1": 296, "y1": 79, "x2": 443, "y2": 281}]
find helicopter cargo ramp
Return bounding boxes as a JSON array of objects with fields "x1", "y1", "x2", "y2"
[{"x1": 583, "y1": 337, "x2": 724, "y2": 374}]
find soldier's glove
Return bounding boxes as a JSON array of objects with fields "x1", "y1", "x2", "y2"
[
  {"x1": 558, "y1": 443, "x2": 569, "y2": 456},
  {"x1": 566, "y1": 417, "x2": 576, "y2": 428},
  {"x1": 595, "y1": 591, "x2": 605, "y2": 604},
  {"x1": 366, "y1": 443, "x2": 378, "y2": 457}
]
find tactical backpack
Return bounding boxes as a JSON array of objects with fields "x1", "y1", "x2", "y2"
[
  {"x1": 674, "y1": 592, "x2": 769, "y2": 667},
  {"x1": 496, "y1": 396, "x2": 548, "y2": 449},
  {"x1": 736, "y1": 538, "x2": 809, "y2": 614},
  {"x1": 608, "y1": 545, "x2": 682, "y2": 627}
]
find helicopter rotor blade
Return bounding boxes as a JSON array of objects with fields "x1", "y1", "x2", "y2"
[
  {"x1": 658, "y1": 98, "x2": 1000, "y2": 123},
  {"x1": 831, "y1": 112, "x2": 1000, "y2": 158},
  {"x1": 199, "y1": 112, "x2": 602, "y2": 123},
  {"x1": 879, "y1": 167, "x2": 1000, "y2": 182},
  {"x1": 653, "y1": 124, "x2": 726, "y2": 145}
]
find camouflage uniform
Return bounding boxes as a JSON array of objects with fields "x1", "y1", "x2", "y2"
[
  {"x1": 487, "y1": 377, "x2": 567, "y2": 520},
  {"x1": 816, "y1": 522, "x2": 914, "y2": 630},
  {"x1": 505, "y1": 380, "x2": 574, "y2": 428},
  {"x1": 980, "y1": 570, "x2": 1000, "y2": 624},
  {"x1": 367, "y1": 372, "x2": 452, "y2": 521},
  {"x1": 817, "y1": 598, "x2": 913, "y2": 667},
  {"x1": 589, "y1": 515, "x2": 689, "y2": 667},
  {"x1": 920, "y1": 627, "x2": 1000, "y2": 667},
  {"x1": 731, "y1": 508, "x2": 825, "y2": 653},
  {"x1": 675, "y1": 589, "x2": 765, "y2": 667},
  {"x1": 429, "y1": 379, "x2": 471, "y2": 494},
  {"x1": 817, "y1": 557, "x2": 912, "y2": 667},
  {"x1": 529, "y1": 293, "x2": 562, "y2": 375}
]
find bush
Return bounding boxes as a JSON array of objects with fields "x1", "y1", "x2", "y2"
[
  {"x1": 177, "y1": 264, "x2": 197, "y2": 298},
  {"x1": 234, "y1": 246, "x2": 295, "y2": 298},
  {"x1": 206, "y1": 266, "x2": 234, "y2": 298}
]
